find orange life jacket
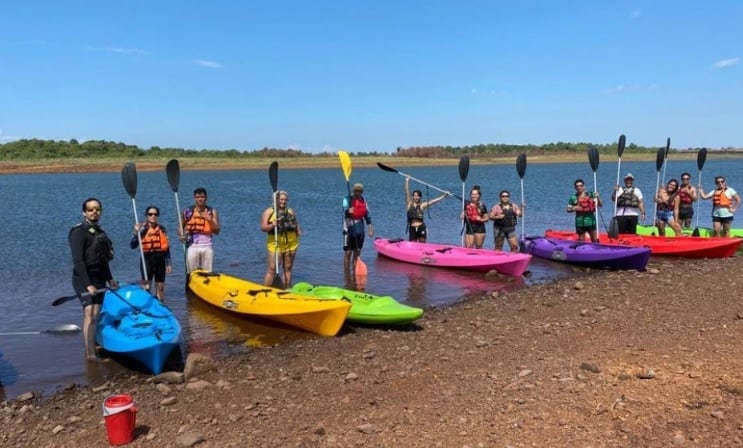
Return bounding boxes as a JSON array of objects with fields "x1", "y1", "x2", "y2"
[
  {"x1": 714, "y1": 189, "x2": 732, "y2": 208},
  {"x1": 184, "y1": 206, "x2": 214, "y2": 234},
  {"x1": 141, "y1": 225, "x2": 169, "y2": 253}
]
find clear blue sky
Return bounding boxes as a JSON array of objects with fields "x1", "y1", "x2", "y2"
[{"x1": 1, "y1": 1, "x2": 741, "y2": 153}]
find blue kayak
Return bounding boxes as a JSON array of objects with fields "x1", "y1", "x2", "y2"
[{"x1": 96, "y1": 284, "x2": 182, "y2": 374}]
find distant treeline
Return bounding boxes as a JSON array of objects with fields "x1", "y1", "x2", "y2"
[{"x1": 0, "y1": 138, "x2": 735, "y2": 161}]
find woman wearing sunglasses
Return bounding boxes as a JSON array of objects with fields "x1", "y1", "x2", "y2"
[
  {"x1": 131, "y1": 206, "x2": 172, "y2": 300},
  {"x1": 489, "y1": 190, "x2": 522, "y2": 251},
  {"x1": 699, "y1": 177, "x2": 741, "y2": 237}
]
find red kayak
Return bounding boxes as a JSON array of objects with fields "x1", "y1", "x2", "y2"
[{"x1": 545, "y1": 229, "x2": 742, "y2": 258}]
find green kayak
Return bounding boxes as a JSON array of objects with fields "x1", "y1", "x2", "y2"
[
  {"x1": 636, "y1": 224, "x2": 743, "y2": 238},
  {"x1": 290, "y1": 282, "x2": 424, "y2": 325}
]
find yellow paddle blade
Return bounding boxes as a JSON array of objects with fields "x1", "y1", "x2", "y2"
[{"x1": 338, "y1": 150, "x2": 352, "y2": 181}]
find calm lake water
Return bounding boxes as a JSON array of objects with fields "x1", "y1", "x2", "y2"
[{"x1": 1, "y1": 156, "x2": 740, "y2": 400}]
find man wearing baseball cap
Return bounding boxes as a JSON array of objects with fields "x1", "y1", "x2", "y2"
[
  {"x1": 342, "y1": 182, "x2": 374, "y2": 274},
  {"x1": 611, "y1": 173, "x2": 646, "y2": 234}
]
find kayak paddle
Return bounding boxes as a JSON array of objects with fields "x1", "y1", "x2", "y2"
[
  {"x1": 52, "y1": 289, "x2": 106, "y2": 306},
  {"x1": 692, "y1": 148, "x2": 708, "y2": 236},
  {"x1": 376, "y1": 162, "x2": 461, "y2": 199},
  {"x1": 608, "y1": 134, "x2": 626, "y2": 239},
  {"x1": 268, "y1": 161, "x2": 283, "y2": 289},
  {"x1": 651, "y1": 147, "x2": 665, "y2": 235},
  {"x1": 338, "y1": 151, "x2": 368, "y2": 281},
  {"x1": 0, "y1": 324, "x2": 82, "y2": 336},
  {"x1": 122, "y1": 162, "x2": 148, "y2": 283},
  {"x1": 516, "y1": 153, "x2": 527, "y2": 251},
  {"x1": 459, "y1": 155, "x2": 470, "y2": 247},
  {"x1": 166, "y1": 159, "x2": 188, "y2": 273},
  {"x1": 587, "y1": 147, "x2": 600, "y2": 240}
]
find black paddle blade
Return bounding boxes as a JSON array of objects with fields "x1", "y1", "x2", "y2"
[
  {"x1": 271, "y1": 275, "x2": 284, "y2": 289},
  {"x1": 516, "y1": 153, "x2": 527, "y2": 179},
  {"x1": 458, "y1": 155, "x2": 470, "y2": 182},
  {"x1": 617, "y1": 134, "x2": 626, "y2": 158},
  {"x1": 376, "y1": 162, "x2": 398, "y2": 173},
  {"x1": 655, "y1": 147, "x2": 665, "y2": 172},
  {"x1": 269, "y1": 161, "x2": 279, "y2": 192},
  {"x1": 665, "y1": 137, "x2": 671, "y2": 157},
  {"x1": 588, "y1": 147, "x2": 600, "y2": 172},
  {"x1": 691, "y1": 228, "x2": 701, "y2": 237},
  {"x1": 608, "y1": 217, "x2": 620, "y2": 239},
  {"x1": 52, "y1": 294, "x2": 79, "y2": 306},
  {"x1": 121, "y1": 162, "x2": 138, "y2": 198},
  {"x1": 697, "y1": 148, "x2": 708, "y2": 171},
  {"x1": 166, "y1": 159, "x2": 180, "y2": 193}
]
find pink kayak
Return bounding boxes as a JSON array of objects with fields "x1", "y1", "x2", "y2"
[{"x1": 373, "y1": 238, "x2": 532, "y2": 276}]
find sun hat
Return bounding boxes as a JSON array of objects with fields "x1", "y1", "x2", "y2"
[
  {"x1": 353, "y1": 183, "x2": 364, "y2": 191},
  {"x1": 624, "y1": 173, "x2": 634, "y2": 179}
]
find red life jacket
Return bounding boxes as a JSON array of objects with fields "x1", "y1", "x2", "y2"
[
  {"x1": 465, "y1": 202, "x2": 486, "y2": 221},
  {"x1": 678, "y1": 188, "x2": 693, "y2": 204},
  {"x1": 349, "y1": 196, "x2": 368, "y2": 220},
  {"x1": 577, "y1": 194, "x2": 596, "y2": 212}
]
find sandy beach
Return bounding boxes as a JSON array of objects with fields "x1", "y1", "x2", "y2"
[{"x1": 2, "y1": 254, "x2": 743, "y2": 447}]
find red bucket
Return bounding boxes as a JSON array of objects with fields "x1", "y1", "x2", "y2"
[{"x1": 102, "y1": 394, "x2": 137, "y2": 446}]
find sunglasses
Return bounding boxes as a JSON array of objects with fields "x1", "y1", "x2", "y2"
[
  {"x1": 575, "y1": 184, "x2": 584, "y2": 188},
  {"x1": 681, "y1": 177, "x2": 690, "y2": 180},
  {"x1": 717, "y1": 180, "x2": 726, "y2": 184},
  {"x1": 86, "y1": 207, "x2": 102, "y2": 212},
  {"x1": 147, "y1": 212, "x2": 159, "y2": 216},
  {"x1": 501, "y1": 195, "x2": 509, "y2": 198}
]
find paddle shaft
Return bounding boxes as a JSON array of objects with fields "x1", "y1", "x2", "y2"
[
  {"x1": 377, "y1": 163, "x2": 460, "y2": 199},
  {"x1": 0, "y1": 325, "x2": 82, "y2": 336}
]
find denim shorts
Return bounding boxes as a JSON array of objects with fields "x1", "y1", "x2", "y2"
[{"x1": 656, "y1": 210, "x2": 674, "y2": 223}]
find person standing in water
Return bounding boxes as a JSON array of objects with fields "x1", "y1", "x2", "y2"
[
  {"x1": 131, "y1": 206, "x2": 172, "y2": 300},
  {"x1": 182, "y1": 187, "x2": 220, "y2": 272},
  {"x1": 404, "y1": 177, "x2": 449, "y2": 243},
  {"x1": 68, "y1": 198, "x2": 118, "y2": 361},
  {"x1": 261, "y1": 190, "x2": 301, "y2": 287},
  {"x1": 343, "y1": 183, "x2": 373, "y2": 274},
  {"x1": 489, "y1": 190, "x2": 523, "y2": 251}
]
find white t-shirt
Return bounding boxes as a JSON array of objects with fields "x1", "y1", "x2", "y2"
[
  {"x1": 615, "y1": 187, "x2": 643, "y2": 217},
  {"x1": 712, "y1": 187, "x2": 738, "y2": 218}
]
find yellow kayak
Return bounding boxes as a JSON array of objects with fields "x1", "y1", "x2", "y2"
[{"x1": 187, "y1": 270, "x2": 350, "y2": 336}]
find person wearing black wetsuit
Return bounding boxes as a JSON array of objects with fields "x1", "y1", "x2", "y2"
[{"x1": 68, "y1": 197, "x2": 118, "y2": 361}]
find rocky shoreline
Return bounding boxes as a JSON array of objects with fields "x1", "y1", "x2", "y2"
[{"x1": 3, "y1": 255, "x2": 743, "y2": 447}]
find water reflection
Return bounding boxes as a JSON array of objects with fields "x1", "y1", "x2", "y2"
[
  {"x1": 185, "y1": 290, "x2": 312, "y2": 356},
  {"x1": 373, "y1": 255, "x2": 527, "y2": 307}
]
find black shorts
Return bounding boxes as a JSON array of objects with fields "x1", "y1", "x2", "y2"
[
  {"x1": 712, "y1": 216, "x2": 734, "y2": 224},
  {"x1": 678, "y1": 204, "x2": 694, "y2": 220},
  {"x1": 494, "y1": 225, "x2": 517, "y2": 239},
  {"x1": 73, "y1": 274, "x2": 107, "y2": 308},
  {"x1": 344, "y1": 231, "x2": 365, "y2": 251},
  {"x1": 575, "y1": 225, "x2": 595, "y2": 235},
  {"x1": 465, "y1": 221, "x2": 486, "y2": 235},
  {"x1": 615, "y1": 215, "x2": 638, "y2": 234},
  {"x1": 143, "y1": 252, "x2": 168, "y2": 282},
  {"x1": 408, "y1": 223, "x2": 427, "y2": 241}
]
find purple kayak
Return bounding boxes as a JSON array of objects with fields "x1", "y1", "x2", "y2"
[{"x1": 521, "y1": 236, "x2": 651, "y2": 271}]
